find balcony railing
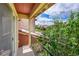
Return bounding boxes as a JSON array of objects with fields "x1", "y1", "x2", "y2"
[{"x1": 31, "y1": 33, "x2": 53, "y2": 56}]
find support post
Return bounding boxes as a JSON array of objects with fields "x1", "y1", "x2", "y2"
[{"x1": 28, "y1": 18, "x2": 35, "y2": 47}]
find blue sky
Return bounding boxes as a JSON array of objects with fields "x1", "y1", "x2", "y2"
[{"x1": 35, "y1": 3, "x2": 79, "y2": 25}]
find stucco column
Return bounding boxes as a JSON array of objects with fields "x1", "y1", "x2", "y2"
[
  {"x1": 29, "y1": 18, "x2": 35, "y2": 32},
  {"x1": 28, "y1": 18, "x2": 35, "y2": 47}
]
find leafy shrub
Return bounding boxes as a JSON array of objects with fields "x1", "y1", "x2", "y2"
[{"x1": 37, "y1": 11, "x2": 79, "y2": 56}]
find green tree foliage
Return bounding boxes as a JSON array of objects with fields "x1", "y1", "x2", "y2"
[{"x1": 38, "y1": 11, "x2": 79, "y2": 56}]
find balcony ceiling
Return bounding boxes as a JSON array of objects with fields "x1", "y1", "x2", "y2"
[
  {"x1": 10, "y1": 3, "x2": 54, "y2": 19},
  {"x1": 14, "y1": 3, "x2": 37, "y2": 15}
]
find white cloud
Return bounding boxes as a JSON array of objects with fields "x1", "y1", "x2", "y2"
[
  {"x1": 37, "y1": 17, "x2": 53, "y2": 22},
  {"x1": 44, "y1": 3, "x2": 79, "y2": 16}
]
